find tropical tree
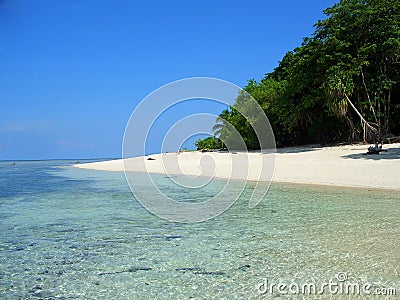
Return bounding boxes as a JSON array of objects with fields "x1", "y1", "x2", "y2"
[{"x1": 198, "y1": 0, "x2": 400, "y2": 148}]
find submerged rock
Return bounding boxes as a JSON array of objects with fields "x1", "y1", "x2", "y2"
[
  {"x1": 127, "y1": 266, "x2": 152, "y2": 272},
  {"x1": 165, "y1": 235, "x2": 183, "y2": 241},
  {"x1": 237, "y1": 264, "x2": 251, "y2": 271},
  {"x1": 175, "y1": 267, "x2": 225, "y2": 275},
  {"x1": 175, "y1": 267, "x2": 203, "y2": 273},
  {"x1": 98, "y1": 266, "x2": 153, "y2": 276}
]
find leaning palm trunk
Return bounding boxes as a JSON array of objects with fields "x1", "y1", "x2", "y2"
[{"x1": 344, "y1": 93, "x2": 378, "y2": 143}]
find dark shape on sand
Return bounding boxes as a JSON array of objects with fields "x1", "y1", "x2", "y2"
[
  {"x1": 201, "y1": 149, "x2": 212, "y2": 153},
  {"x1": 147, "y1": 157, "x2": 155, "y2": 160},
  {"x1": 363, "y1": 142, "x2": 388, "y2": 155}
]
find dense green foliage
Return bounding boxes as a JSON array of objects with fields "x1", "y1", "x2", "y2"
[
  {"x1": 205, "y1": 0, "x2": 400, "y2": 148},
  {"x1": 195, "y1": 136, "x2": 223, "y2": 150}
]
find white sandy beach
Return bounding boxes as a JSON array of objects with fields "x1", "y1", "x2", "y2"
[{"x1": 74, "y1": 143, "x2": 400, "y2": 190}]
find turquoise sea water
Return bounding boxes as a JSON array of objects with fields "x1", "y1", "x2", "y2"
[{"x1": 0, "y1": 160, "x2": 399, "y2": 299}]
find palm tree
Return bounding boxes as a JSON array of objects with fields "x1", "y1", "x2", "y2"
[{"x1": 212, "y1": 109, "x2": 230, "y2": 138}]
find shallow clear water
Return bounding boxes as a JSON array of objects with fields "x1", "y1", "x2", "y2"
[{"x1": 0, "y1": 160, "x2": 399, "y2": 299}]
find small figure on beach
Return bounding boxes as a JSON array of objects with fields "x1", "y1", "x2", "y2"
[{"x1": 364, "y1": 141, "x2": 387, "y2": 155}]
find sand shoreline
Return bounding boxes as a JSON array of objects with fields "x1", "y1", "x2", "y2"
[{"x1": 74, "y1": 143, "x2": 400, "y2": 190}]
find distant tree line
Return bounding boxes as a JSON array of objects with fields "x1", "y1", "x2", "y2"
[{"x1": 198, "y1": 0, "x2": 400, "y2": 150}]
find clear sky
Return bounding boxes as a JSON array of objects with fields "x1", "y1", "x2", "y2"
[{"x1": 0, "y1": 0, "x2": 337, "y2": 160}]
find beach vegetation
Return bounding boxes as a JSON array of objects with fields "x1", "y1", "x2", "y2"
[
  {"x1": 195, "y1": 136, "x2": 223, "y2": 150},
  {"x1": 202, "y1": 0, "x2": 400, "y2": 148}
]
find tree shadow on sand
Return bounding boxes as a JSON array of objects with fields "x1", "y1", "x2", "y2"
[
  {"x1": 276, "y1": 146, "x2": 320, "y2": 154},
  {"x1": 342, "y1": 147, "x2": 400, "y2": 160}
]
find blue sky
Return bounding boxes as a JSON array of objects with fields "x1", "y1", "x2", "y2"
[{"x1": 0, "y1": 0, "x2": 337, "y2": 160}]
